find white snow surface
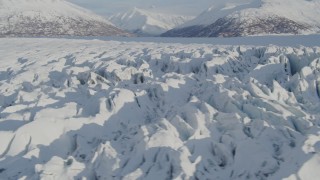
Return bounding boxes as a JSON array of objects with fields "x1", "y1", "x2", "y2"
[
  {"x1": 0, "y1": 37, "x2": 320, "y2": 179},
  {"x1": 179, "y1": 0, "x2": 320, "y2": 31},
  {"x1": 108, "y1": 8, "x2": 194, "y2": 36}
]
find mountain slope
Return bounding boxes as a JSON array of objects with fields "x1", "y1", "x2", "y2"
[
  {"x1": 108, "y1": 8, "x2": 194, "y2": 36},
  {"x1": 0, "y1": 0, "x2": 131, "y2": 37},
  {"x1": 162, "y1": 0, "x2": 320, "y2": 37},
  {"x1": 178, "y1": 0, "x2": 260, "y2": 28}
]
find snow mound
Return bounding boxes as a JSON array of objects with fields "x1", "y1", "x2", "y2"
[
  {"x1": 108, "y1": 7, "x2": 194, "y2": 36},
  {"x1": 0, "y1": 38, "x2": 320, "y2": 179},
  {"x1": 0, "y1": 0, "x2": 131, "y2": 37}
]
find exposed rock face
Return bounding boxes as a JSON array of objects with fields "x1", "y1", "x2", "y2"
[
  {"x1": 161, "y1": 25, "x2": 205, "y2": 37},
  {"x1": 162, "y1": 0, "x2": 320, "y2": 37},
  {"x1": 162, "y1": 15, "x2": 311, "y2": 37},
  {"x1": 0, "y1": 0, "x2": 131, "y2": 37},
  {"x1": 0, "y1": 15, "x2": 130, "y2": 37}
]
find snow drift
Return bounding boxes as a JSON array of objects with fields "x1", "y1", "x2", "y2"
[{"x1": 0, "y1": 38, "x2": 320, "y2": 179}]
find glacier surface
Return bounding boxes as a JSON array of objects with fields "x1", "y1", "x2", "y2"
[{"x1": 0, "y1": 38, "x2": 320, "y2": 179}]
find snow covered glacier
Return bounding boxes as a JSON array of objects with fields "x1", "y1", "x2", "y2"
[{"x1": 0, "y1": 38, "x2": 320, "y2": 180}]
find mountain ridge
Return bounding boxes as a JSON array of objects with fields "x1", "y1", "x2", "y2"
[
  {"x1": 162, "y1": 0, "x2": 320, "y2": 37},
  {"x1": 108, "y1": 7, "x2": 194, "y2": 36},
  {"x1": 0, "y1": 0, "x2": 131, "y2": 37}
]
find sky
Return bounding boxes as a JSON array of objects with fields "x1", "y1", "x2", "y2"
[{"x1": 69, "y1": 0, "x2": 222, "y2": 16}]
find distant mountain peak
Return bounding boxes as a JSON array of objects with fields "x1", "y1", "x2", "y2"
[{"x1": 109, "y1": 8, "x2": 194, "y2": 36}]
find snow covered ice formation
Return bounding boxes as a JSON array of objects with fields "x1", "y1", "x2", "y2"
[{"x1": 0, "y1": 38, "x2": 320, "y2": 179}]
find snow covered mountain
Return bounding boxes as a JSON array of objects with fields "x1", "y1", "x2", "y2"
[
  {"x1": 1, "y1": 37, "x2": 320, "y2": 179},
  {"x1": 0, "y1": 0, "x2": 131, "y2": 37},
  {"x1": 162, "y1": 0, "x2": 320, "y2": 37},
  {"x1": 108, "y1": 7, "x2": 194, "y2": 36}
]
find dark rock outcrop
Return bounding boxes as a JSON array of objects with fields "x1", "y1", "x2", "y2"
[{"x1": 162, "y1": 14, "x2": 311, "y2": 37}]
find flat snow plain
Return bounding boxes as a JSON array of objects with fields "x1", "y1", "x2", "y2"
[{"x1": 0, "y1": 36, "x2": 320, "y2": 179}]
